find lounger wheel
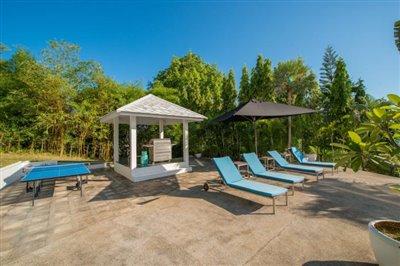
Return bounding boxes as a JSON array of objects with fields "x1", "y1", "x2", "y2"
[{"x1": 203, "y1": 182, "x2": 209, "y2": 191}]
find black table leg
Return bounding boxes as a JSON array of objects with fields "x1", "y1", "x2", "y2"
[
  {"x1": 79, "y1": 176, "x2": 83, "y2": 197},
  {"x1": 32, "y1": 181, "x2": 36, "y2": 206}
]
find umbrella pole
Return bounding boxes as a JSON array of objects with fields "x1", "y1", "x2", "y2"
[
  {"x1": 288, "y1": 116, "x2": 292, "y2": 150},
  {"x1": 253, "y1": 120, "x2": 258, "y2": 156}
]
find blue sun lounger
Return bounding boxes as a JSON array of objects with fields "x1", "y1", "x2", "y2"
[
  {"x1": 242, "y1": 152, "x2": 305, "y2": 194},
  {"x1": 267, "y1": 151, "x2": 325, "y2": 182},
  {"x1": 290, "y1": 147, "x2": 336, "y2": 175},
  {"x1": 209, "y1": 156, "x2": 288, "y2": 214}
]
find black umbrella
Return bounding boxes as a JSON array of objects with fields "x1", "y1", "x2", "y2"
[{"x1": 213, "y1": 99, "x2": 318, "y2": 155}]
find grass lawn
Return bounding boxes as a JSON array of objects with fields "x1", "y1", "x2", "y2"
[{"x1": 0, "y1": 152, "x2": 93, "y2": 168}]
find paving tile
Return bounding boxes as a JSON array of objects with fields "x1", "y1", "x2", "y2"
[
  {"x1": 0, "y1": 238, "x2": 17, "y2": 251},
  {"x1": 26, "y1": 223, "x2": 49, "y2": 235},
  {"x1": 1, "y1": 228, "x2": 22, "y2": 239},
  {"x1": 53, "y1": 217, "x2": 72, "y2": 226},
  {"x1": 52, "y1": 223, "x2": 73, "y2": 235},
  {"x1": 3, "y1": 164, "x2": 396, "y2": 265},
  {"x1": 1, "y1": 219, "x2": 25, "y2": 231},
  {"x1": 15, "y1": 238, "x2": 46, "y2": 256},
  {"x1": 23, "y1": 231, "x2": 48, "y2": 243}
]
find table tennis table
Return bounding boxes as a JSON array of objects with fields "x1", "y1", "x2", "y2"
[{"x1": 21, "y1": 163, "x2": 91, "y2": 206}]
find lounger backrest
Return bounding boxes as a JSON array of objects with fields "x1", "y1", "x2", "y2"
[
  {"x1": 290, "y1": 147, "x2": 304, "y2": 162},
  {"x1": 242, "y1": 152, "x2": 265, "y2": 174},
  {"x1": 212, "y1": 157, "x2": 243, "y2": 184},
  {"x1": 267, "y1": 151, "x2": 289, "y2": 166}
]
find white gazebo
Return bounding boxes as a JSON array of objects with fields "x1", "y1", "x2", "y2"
[{"x1": 100, "y1": 94, "x2": 207, "y2": 182}]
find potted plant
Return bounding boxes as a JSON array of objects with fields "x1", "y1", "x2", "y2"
[
  {"x1": 191, "y1": 140, "x2": 205, "y2": 159},
  {"x1": 368, "y1": 220, "x2": 400, "y2": 266},
  {"x1": 306, "y1": 145, "x2": 319, "y2": 162}
]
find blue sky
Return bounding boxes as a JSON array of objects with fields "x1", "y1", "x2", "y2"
[{"x1": 1, "y1": 1, "x2": 399, "y2": 98}]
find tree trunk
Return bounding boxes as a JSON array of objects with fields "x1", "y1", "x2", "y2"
[
  {"x1": 78, "y1": 135, "x2": 84, "y2": 157},
  {"x1": 85, "y1": 144, "x2": 89, "y2": 158},
  {"x1": 219, "y1": 126, "x2": 224, "y2": 155},
  {"x1": 237, "y1": 125, "x2": 241, "y2": 155},
  {"x1": 253, "y1": 119, "x2": 258, "y2": 156},
  {"x1": 30, "y1": 140, "x2": 35, "y2": 153},
  {"x1": 287, "y1": 88, "x2": 292, "y2": 149},
  {"x1": 92, "y1": 142, "x2": 97, "y2": 159},
  {"x1": 59, "y1": 130, "x2": 65, "y2": 157}
]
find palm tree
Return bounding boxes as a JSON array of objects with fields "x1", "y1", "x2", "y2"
[{"x1": 274, "y1": 58, "x2": 318, "y2": 149}]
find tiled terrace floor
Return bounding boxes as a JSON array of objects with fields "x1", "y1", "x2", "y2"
[{"x1": 1, "y1": 159, "x2": 399, "y2": 265}]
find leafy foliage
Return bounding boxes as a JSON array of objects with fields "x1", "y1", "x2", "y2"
[
  {"x1": 249, "y1": 55, "x2": 274, "y2": 101},
  {"x1": 0, "y1": 41, "x2": 145, "y2": 160},
  {"x1": 319, "y1": 46, "x2": 338, "y2": 92},
  {"x1": 221, "y1": 69, "x2": 237, "y2": 110},
  {"x1": 326, "y1": 58, "x2": 353, "y2": 124},
  {"x1": 152, "y1": 52, "x2": 224, "y2": 117},
  {"x1": 238, "y1": 65, "x2": 250, "y2": 104},
  {"x1": 274, "y1": 57, "x2": 319, "y2": 106},
  {"x1": 395, "y1": 20, "x2": 400, "y2": 52},
  {"x1": 1, "y1": 40, "x2": 398, "y2": 177},
  {"x1": 331, "y1": 94, "x2": 400, "y2": 176}
]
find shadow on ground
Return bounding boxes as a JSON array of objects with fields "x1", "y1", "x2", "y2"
[
  {"x1": 0, "y1": 180, "x2": 56, "y2": 206},
  {"x1": 87, "y1": 169, "x2": 267, "y2": 215},
  {"x1": 86, "y1": 169, "x2": 180, "y2": 200},
  {"x1": 298, "y1": 178, "x2": 400, "y2": 225},
  {"x1": 169, "y1": 185, "x2": 268, "y2": 215}
]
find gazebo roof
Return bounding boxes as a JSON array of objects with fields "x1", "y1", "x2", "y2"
[{"x1": 100, "y1": 94, "x2": 207, "y2": 125}]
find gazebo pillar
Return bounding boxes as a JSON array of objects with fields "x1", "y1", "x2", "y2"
[
  {"x1": 183, "y1": 120, "x2": 189, "y2": 166},
  {"x1": 113, "y1": 117, "x2": 119, "y2": 164},
  {"x1": 159, "y1": 119, "x2": 164, "y2": 139},
  {"x1": 130, "y1": 116, "x2": 137, "y2": 170}
]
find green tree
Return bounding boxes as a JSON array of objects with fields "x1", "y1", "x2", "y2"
[
  {"x1": 352, "y1": 79, "x2": 367, "y2": 105},
  {"x1": 0, "y1": 42, "x2": 10, "y2": 54},
  {"x1": 347, "y1": 79, "x2": 369, "y2": 128},
  {"x1": 238, "y1": 65, "x2": 250, "y2": 104},
  {"x1": 41, "y1": 40, "x2": 100, "y2": 92},
  {"x1": 152, "y1": 51, "x2": 224, "y2": 117},
  {"x1": 151, "y1": 51, "x2": 227, "y2": 157},
  {"x1": 274, "y1": 57, "x2": 319, "y2": 106},
  {"x1": 221, "y1": 69, "x2": 237, "y2": 110},
  {"x1": 148, "y1": 81, "x2": 180, "y2": 104},
  {"x1": 395, "y1": 20, "x2": 400, "y2": 52},
  {"x1": 0, "y1": 40, "x2": 147, "y2": 160},
  {"x1": 249, "y1": 55, "x2": 274, "y2": 101},
  {"x1": 273, "y1": 57, "x2": 319, "y2": 148},
  {"x1": 327, "y1": 57, "x2": 353, "y2": 124},
  {"x1": 0, "y1": 49, "x2": 41, "y2": 151},
  {"x1": 319, "y1": 46, "x2": 338, "y2": 92}
]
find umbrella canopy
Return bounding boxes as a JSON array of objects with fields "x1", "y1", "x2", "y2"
[
  {"x1": 213, "y1": 99, "x2": 318, "y2": 155},
  {"x1": 213, "y1": 100, "x2": 318, "y2": 122}
]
